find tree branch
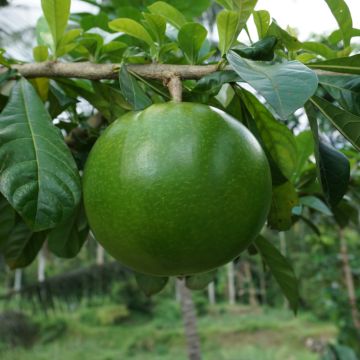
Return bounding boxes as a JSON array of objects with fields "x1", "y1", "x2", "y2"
[
  {"x1": 166, "y1": 75, "x2": 182, "y2": 102},
  {"x1": 0, "y1": 61, "x2": 349, "y2": 81},
  {"x1": 1, "y1": 62, "x2": 222, "y2": 80}
]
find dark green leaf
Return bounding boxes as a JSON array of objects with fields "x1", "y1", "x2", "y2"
[
  {"x1": 119, "y1": 65, "x2": 152, "y2": 111},
  {"x1": 228, "y1": 51, "x2": 318, "y2": 119},
  {"x1": 0, "y1": 68, "x2": 16, "y2": 86},
  {"x1": 3, "y1": 219, "x2": 46, "y2": 269},
  {"x1": 254, "y1": 235, "x2": 299, "y2": 313},
  {"x1": 305, "y1": 102, "x2": 350, "y2": 208},
  {"x1": 319, "y1": 75, "x2": 360, "y2": 115},
  {"x1": 267, "y1": 21, "x2": 302, "y2": 51},
  {"x1": 253, "y1": 10, "x2": 270, "y2": 39},
  {"x1": 48, "y1": 202, "x2": 89, "y2": 258},
  {"x1": 232, "y1": 36, "x2": 277, "y2": 61},
  {"x1": 178, "y1": 23, "x2": 207, "y2": 64},
  {"x1": 0, "y1": 194, "x2": 15, "y2": 250},
  {"x1": 0, "y1": 79, "x2": 81, "y2": 231},
  {"x1": 185, "y1": 269, "x2": 217, "y2": 290},
  {"x1": 310, "y1": 95, "x2": 360, "y2": 151},
  {"x1": 241, "y1": 90, "x2": 298, "y2": 179},
  {"x1": 192, "y1": 71, "x2": 241, "y2": 96},
  {"x1": 292, "y1": 131, "x2": 314, "y2": 182},
  {"x1": 332, "y1": 199, "x2": 359, "y2": 228},
  {"x1": 308, "y1": 55, "x2": 360, "y2": 75},
  {"x1": 324, "y1": 0, "x2": 352, "y2": 47},
  {"x1": 268, "y1": 181, "x2": 298, "y2": 231},
  {"x1": 135, "y1": 273, "x2": 168, "y2": 296}
]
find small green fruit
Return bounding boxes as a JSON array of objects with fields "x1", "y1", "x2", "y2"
[{"x1": 83, "y1": 102, "x2": 271, "y2": 276}]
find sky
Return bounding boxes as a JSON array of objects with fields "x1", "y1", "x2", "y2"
[{"x1": 1, "y1": 0, "x2": 359, "y2": 60}]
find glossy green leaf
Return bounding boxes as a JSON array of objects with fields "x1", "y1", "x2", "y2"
[
  {"x1": 0, "y1": 195, "x2": 15, "y2": 250},
  {"x1": 254, "y1": 235, "x2": 299, "y2": 313},
  {"x1": 33, "y1": 45, "x2": 49, "y2": 62},
  {"x1": 324, "y1": 0, "x2": 352, "y2": 47},
  {"x1": 305, "y1": 102, "x2": 350, "y2": 208},
  {"x1": 48, "y1": 203, "x2": 89, "y2": 258},
  {"x1": 253, "y1": 10, "x2": 270, "y2": 39},
  {"x1": 319, "y1": 75, "x2": 360, "y2": 116},
  {"x1": 329, "y1": 28, "x2": 360, "y2": 45},
  {"x1": 142, "y1": 13, "x2": 166, "y2": 44},
  {"x1": 148, "y1": 1, "x2": 187, "y2": 29},
  {"x1": 119, "y1": 65, "x2": 152, "y2": 111},
  {"x1": 268, "y1": 181, "x2": 298, "y2": 231},
  {"x1": 135, "y1": 273, "x2": 168, "y2": 296},
  {"x1": 310, "y1": 95, "x2": 360, "y2": 151},
  {"x1": 56, "y1": 29, "x2": 82, "y2": 57},
  {"x1": 109, "y1": 18, "x2": 154, "y2": 48},
  {"x1": 308, "y1": 55, "x2": 360, "y2": 75},
  {"x1": 292, "y1": 131, "x2": 314, "y2": 182},
  {"x1": 3, "y1": 220, "x2": 46, "y2": 269},
  {"x1": 0, "y1": 79, "x2": 81, "y2": 231},
  {"x1": 178, "y1": 23, "x2": 207, "y2": 64},
  {"x1": 215, "y1": 0, "x2": 233, "y2": 10},
  {"x1": 232, "y1": 36, "x2": 277, "y2": 61},
  {"x1": 79, "y1": 11, "x2": 109, "y2": 31},
  {"x1": 241, "y1": 90, "x2": 298, "y2": 180},
  {"x1": 228, "y1": 50, "x2": 318, "y2": 119},
  {"x1": 267, "y1": 21, "x2": 302, "y2": 51},
  {"x1": 36, "y1": 16, "x2": 54, "y2": 50},
  {"x1": 299, "y1": 196, "x2": 332, "y2": 216},
  {"x1": 217, "y1": 10, "x2": 242, "y2": 56},
  {"x1": 233, "y1": 0, "x2": 258, "y2": 28},
  {"x1": 41, "y1": 0, "x2": 71, "y2": 51},
  {"x1": 186, "y1": 269, "x2": 217, "y2": 290}
]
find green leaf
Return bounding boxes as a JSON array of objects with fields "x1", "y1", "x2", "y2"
[
  {"x1": 186, "y1": 269, "x2": 217, "y2": 290},
  {"x1": 0, "y1": 79, "x2": 81, "y2": 231},
  {"x1": 268, "y1": 181, "x2": 298, "y2": 231},
  {"x1": 228, "y1": 51, "x2": 318, "y2": 119},
  {"x1": 56, "y1": 28, "x2": 82, "y2": 57},
  {"x1": 215, "y1": 0, "x2": 233, "y2": 10},
  {"x1": 3, "y1": 220, "x2": 46, "y2": 269},
  {"x1": 233, "y1": 0, "x2": 258, "y2": 29},
  {"x1": 292, "y1": 131, "x2": 314, "y2": 182},
  {"x1": 308, "y1": 55, "x2": 360, "y2": 75},
  {"x1": 301, "y1": 41, "x2": 338, "y2": 59},
  {"x1": 232, "y1": 36, "x2": 277, "y2": 61},
  {"x1": 310, "y1": 95, "x2": 360, "y2": 151},
  {"x1": 266, "y1": 21, "x2": 302, "y2": 51},
  {"x1": 254, "y1": 235, "x2": 299, "y2": 313},
  {"x1": 193, "y1": 71, "x2": 241, "y2": 96},
  {"x1": 241, "y1": 90, "x2": 298, "y2": 180},
  {"x1": 148, "y1": 1, "x2": 187, "y2": 29},
  {"x1": 178, "y1": 23, "x2": 207, "y2": 64},
  {"x1": 319, "y1": 75, "x2": 360, "y2": 116},
  {"x1": 217, "y1": 10, "x2": 241, "y2": 56},
  {"x1": 36, "y1": 16, "x2": 54, "y2": 50},
  {"x1": 119, "y1": 65, "x2": 152, "y2": 111},
  {"x1": 299, "y1": 196, "x2": 332, "y2": 216},
  {"x1": 109, "y1": 18, "x2": 154, "y2": 48},
  {"x1": 253, "y1": 10, "x2": 270, "y2": 39},
  {"x1": 0, "y1": 195, "x2": 15, "y2": 250},
  {"x1": 329, "y1": 28, "x2": 360, "y2": 45},
  {"x1": 33, "y1": 45, "x2": 49, "y2": 62},
  {"x1": 305, "y1": 102, "x2": 350, "y2": 208},
  {"x1": 142, "y1": 13, "x2": 166, "y2": 44},
  {"x1": 135, "y1": 273, "x2": 168, "y2": 296},
  {"x1": 332, "y1": 199, "x2": 359, "y2": 228},
  {"x1": 48, "y1": 202, "x2": 89, "y2": 258},
  {"x1": 41, "y1": 0, "x2": 71, "y2": 52},
  {"x1": 324, "y1": 0, "x2": 352, "y2": 47}
]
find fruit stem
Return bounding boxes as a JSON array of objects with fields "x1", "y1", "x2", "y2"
[{"x1": 166, "y1": 74, "x2": 182, "y2": 102}]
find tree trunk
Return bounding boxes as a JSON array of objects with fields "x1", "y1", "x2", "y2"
[
  {"x1": 37, "y1": 247, "x2": 46, "y2": 282},
  {"x1": 13, "y1": 269, "x2": 22, "y2": 292},
  {"x1": 207, "y1": 282, "x2": 216, "y2": 305},
  {"x1": 244, "y1": 261, "x2": 258, "y2": 307},
  {"x1": 177, "y1": 279, "x2": 202, "y2": 360},
  {"x1": 279, "y1": 232, "x2": 288, "y2": 309},
  {"x1": 339, "y1": 229, "x2": 360, "y2": 331},
  {"x1": 227, "y1": 262, "x2": 236, "y2": 305},
  {"x1": 236, "y1": 262, "x2": 245, "y2": 302},
  {"x1": 258, "y1": 258, "x2": 267, "y2": 305},
  {"x1": 96, "y1": 243, "x2": 105, "y2": 266}
]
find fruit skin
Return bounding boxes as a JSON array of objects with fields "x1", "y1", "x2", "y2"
[{"x1": 83, "y1": 102, "x2": 272, "y2": 276}]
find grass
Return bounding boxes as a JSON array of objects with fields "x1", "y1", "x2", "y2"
[{"x1": 0, "y1": 302, "x2": 336, "y2": 360}]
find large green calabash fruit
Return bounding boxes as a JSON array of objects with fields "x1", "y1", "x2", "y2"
[{"x1": 83, "y1": 102, "x2": 272, "y2": 276}]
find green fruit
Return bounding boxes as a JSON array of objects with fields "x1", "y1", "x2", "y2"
[{"x1": 83, "y1": 102, "x2": 271, "y2": 276}]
